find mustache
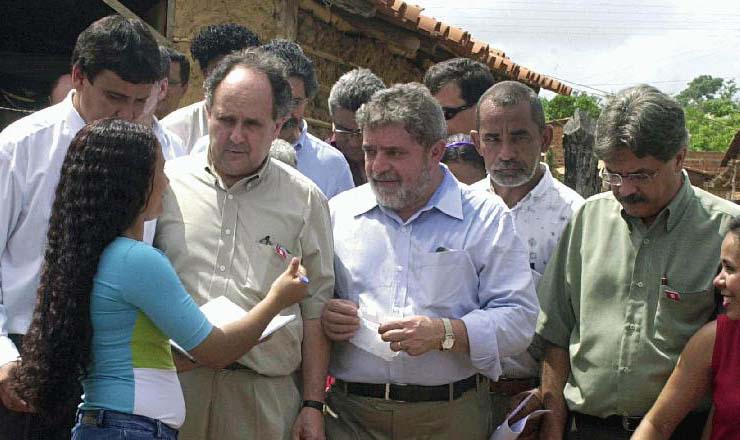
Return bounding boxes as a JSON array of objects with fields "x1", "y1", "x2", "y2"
[
  {"x1": 493, "y1": 160, "x2": 525, "y2": 170},
  {"x1": 370, "y1": 171, "x2": 399, "y2": 182},
  {"x1": 282, "y1": 117, "x2": 300, "y2": 130},
  {"x1": 618, "y1": 194, "x2": 648, "y2": 204}
]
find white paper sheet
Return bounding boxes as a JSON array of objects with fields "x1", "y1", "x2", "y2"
[
  {"x1": 490, "y1": 391, "x2": 550, "y2": 440},
  {"x1": 170, "y1": 296, "x2": 296, "y2": 361},
  {"x1": 349, "y1": 294, "x2": 399, "y2": 361}
]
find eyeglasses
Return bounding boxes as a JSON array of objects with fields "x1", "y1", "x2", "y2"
[
  {"x1": 291, "y1": 97, "x2": 308, "y2": 108},
  {"x1": 333, "y1": 126, "x2": 362, "y2": 138},
  {"x1": 600, "y1": 168, "x2": 659, "y2": 187},
  {"x1": 442, "y1": 104, "x2": 472, "y2": 120}
]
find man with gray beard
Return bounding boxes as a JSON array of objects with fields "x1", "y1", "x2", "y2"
[{"x1": 320, "y1": 83, "x2": 538, "y2": 439}]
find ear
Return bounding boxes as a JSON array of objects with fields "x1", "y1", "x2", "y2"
[
  {"x1": 273, "y1": 117, "x2": 287, "y2": 139},
  {"x1": 673, "y1": 147, "x2": 687, "y2": 171},
  {"x1": 541, "y1": 125, "x2": 553, "y2": 154},
  {"x1": 158, "y1": 78, "x2": 168, "y2": 100},
  {"x1": 71, "y1": 64, "x2": 85, "y2": 90},
  {"x1": 429, "y1": 139, "x2": 446, "y2": 163},
  {"x1": 470, "y1": 130, "x2": 483, "y2": 156}
]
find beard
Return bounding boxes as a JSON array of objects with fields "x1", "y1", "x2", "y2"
[
  {"x1": 489, "y1": 160, "x2": 539, "y2": 188},
  {"x1": 369, "y1": 161, "x2": 434, "y2": 212},
  {"x1": 279, "y1": 117, "x2": 301, "y2": 143}
]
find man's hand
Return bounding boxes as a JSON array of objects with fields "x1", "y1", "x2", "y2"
[
  {"x1": 291, "y1": 406, "x2": 325, "y2": 440},
  {"x1": 0, "y1": 361, "x2": 31, "y2": 412},
  {"x1": 506, "y1": 389, "x2": 543, "y2": 440},
  {"x1": 378, "y1": 316, "x2": 444, "y2": 356},
  {"x1": 321, "y1": 299, "x2": 359, "y2": 341}
]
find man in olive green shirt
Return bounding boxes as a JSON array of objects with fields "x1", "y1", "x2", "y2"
[
  {"x1": 155, "y1": 49, "x2": 332, "y2": 439},
  {"x1": 536, "y1": 85, "x2": 740, "y2": 439}
]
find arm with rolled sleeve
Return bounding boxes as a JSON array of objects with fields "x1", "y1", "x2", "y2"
[
  {"x1": 0, "y1": 146, "x2": 23, "y2": 367},
  {"x1": 461, "y1": 210, "x2": 539, "y2": 380}
]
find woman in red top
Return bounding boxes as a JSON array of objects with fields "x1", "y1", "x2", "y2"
[{"x1": 633, "y1": 217, "x2": 740, "y2": 439}]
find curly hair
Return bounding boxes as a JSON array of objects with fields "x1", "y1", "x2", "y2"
[
  {"x1": 190, "y1": 23, "x2": 261, "y2": 74},
  {"x1": 12, "y1": 119, "x2": 158, "y2": 415}
]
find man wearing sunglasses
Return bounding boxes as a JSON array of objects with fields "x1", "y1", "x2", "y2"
[{"x1": 536, "y1": 85, "x2": 740, "y2": 439}]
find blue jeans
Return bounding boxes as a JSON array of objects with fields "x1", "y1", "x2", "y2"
[{"x1": 71, "y1": 409, "x2": 178, "y2": 439}]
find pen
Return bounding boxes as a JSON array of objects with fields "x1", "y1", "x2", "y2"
[
  {"x1": 661, "y1": 276, "x2": 668, "y2": 286},
  {"x1": 274, "y1": 244, "x2": 310, "y2": 284}
]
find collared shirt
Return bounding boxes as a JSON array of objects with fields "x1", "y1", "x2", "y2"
[
  {"x1": 537, "y1": 172, "x2": 740, "y2": 417},
  {"x1": 152, "y1": 117, "x2": 186, "y2": 160},
  {"x1": 292, "y1": 120, "x2": 354, "y2": 199},
  {"x1": 329, "y1": 166, "x2": 539, "y2": 385},
  {"x1": 472, "y1": 163, "x2": 584, "y2": 378},
  {"x1": 0, "y1": 91, "x2": 189, "y2": 366},
  {"x1": 161, "y1": 100, "x2": 208, "y2": 154},
  {"x1": 154, "y1": 153, "x2": 335, "y2": 376}
]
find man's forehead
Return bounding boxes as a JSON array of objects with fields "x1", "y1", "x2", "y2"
[{"x1": 93, "y1": 70, "x2": 155, "y2": 98}]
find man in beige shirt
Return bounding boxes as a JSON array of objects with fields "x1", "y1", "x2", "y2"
[{"x1": 155, "y1": 48, "x2": 333, "y2": 440}]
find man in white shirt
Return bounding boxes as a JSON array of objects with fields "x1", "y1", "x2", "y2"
[
  {"x1": 263, "y1": 40, "x2": 354, "y2": 199},
  {"x1": 0, "y1": 16, "x2": 164, "y2": 439},
  {"x1": 469, "y1": 80, "x2": 584, "y2": 429},
  {"x1": 161, "y1": 23, "x2": 261, "y2": 153}
]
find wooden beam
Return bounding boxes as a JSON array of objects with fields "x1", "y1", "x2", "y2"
[
  {"x1": 101, "y1": 0, "x2": 171, "y2": 46},
  {"x1": 302, "y1": 45, "x2": 361, "y2": 70},
  {"x1": 166, "y1": 0, "x2": 176, "y2": 40},
  {"x1": 305, "y1": 116, "x2": 331, "y2": 130},
  {"x1": 276, "y1": 0, "x2": 300, "y2": 41}
]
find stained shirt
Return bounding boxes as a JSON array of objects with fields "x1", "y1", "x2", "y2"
[
  {"x1": 160, "y1": 100, "x2": 208, "y2": 154},
  {"x1": 329, "y1": 166, "x2": 539, "y2": 385},
  {"x1": 0, "y1": 91, "x2": 189, "y2": 367},
  {"x1": 292, "y1": 120, "x2": 354, "y2": 199},
  {"x1": 471, "y1": 164, "x2": 584, "y2": 378},
  {"x1": 154, "y1": 153, "x2": 335, "y2": 375},
  {"x1": 536, "y1": 173, "x2": 740, "y2": 417}
]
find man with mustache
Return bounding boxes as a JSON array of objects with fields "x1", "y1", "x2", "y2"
[
  {"x1": 469, "y1": 81, "x2": 584, "y2": 430},
  {"x1": 536, "y1": 85, "x2": 740, "y2": 439},
  {"x1": 321, "y1": 83, "x2": 539, "y2": 439},
  {"x1": 263, "y1": 40, "x2": 354, "y2": 199}
]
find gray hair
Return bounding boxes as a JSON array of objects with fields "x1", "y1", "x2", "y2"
[
  {"x1": 204, "y1": 48, "x2": 292, "y2": 120},
  {"x1": 356, "y1": 82, "x2": 446, "y2": 149},
  {"x1": 269, "y1": 138, "x2": 297, "y2": 168},
  {"x1": 477, "y1": 81, "x2": 545, "y2": 133},
  {"x1": 328, "y1": 68, "x2": 386, "y2": 118},
  {"x1": 594, "y1": 84, "x2": 688, "y2": 161}
]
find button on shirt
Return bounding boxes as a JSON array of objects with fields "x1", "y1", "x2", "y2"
[
  {"x1": 0, "y1": 91, "x2": 187, "y2": 366},
  {"x1": 537, "y1": 173, "x2": 740, "y2": 417},
  {"x1": 161, "y1": 100, "x2": 208, "y2": 154},
  {"x1": 292, "y1": 120, "x2": 354, "y2": 199},
  {"x1": 472, "y1": 164, "x2": 584, "y2": 378},
  {"x1": 154, "y1": 153, "x2": 335, "y2": 375},
  {"x1": 329, "y1": 167, "x2": 539, "y2": 385}
]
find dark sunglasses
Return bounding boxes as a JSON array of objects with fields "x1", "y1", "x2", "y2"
[{"x1": 442, "y1": 104, "x2": 472, "y2": 120}]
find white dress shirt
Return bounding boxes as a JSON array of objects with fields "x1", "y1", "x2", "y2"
[
  {"x1": 329, "y1": 166, "x2": 538, "y2": 384},
  {"x1": 291, "y1": 120, "x2": 354, "y2": 199},
  {"x1": 471, "y1": 163, "x2": 584, "y2": 377},
  {"x1": 0, "y1": 91, "x2": 185, "y2": 366},
  {"x1": 160, "y1": 100, "x2": 208, "y2": 154}
]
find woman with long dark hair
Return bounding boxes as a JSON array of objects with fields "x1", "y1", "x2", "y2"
[{"x1": 12, "y1": 119, "x2": 308, "y2": 439}]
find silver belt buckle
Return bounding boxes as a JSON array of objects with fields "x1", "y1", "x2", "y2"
[
  {"x1": 622, "y1": 416, "x2": 641, "y2": 432},
  {"x1": 384, "y1": 383, "x2": 390, "y2": 400}
]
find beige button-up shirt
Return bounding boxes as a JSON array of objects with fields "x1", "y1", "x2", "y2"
[{"x1": 155, "y1": 153, "x2": 334, "y2": 376}]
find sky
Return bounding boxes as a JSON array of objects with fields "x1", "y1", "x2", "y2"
[{"x1": 413, "y1": 0, "x2": 740, "y2": 98}]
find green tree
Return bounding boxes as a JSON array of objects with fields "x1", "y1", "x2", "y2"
[
  {"x1": 542, "y1": 92, "x2": 601, "y2": 121},
  {"x1": 677, "y1": 76, "x2": 740, "y2": 152},
  {"x1": 676, "y1": 74, "x2": 725, "y2": 105}
]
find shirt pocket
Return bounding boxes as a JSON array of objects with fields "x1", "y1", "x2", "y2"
[
  {"x1": 412, "y1": 250, "x2": 477, "y2": 315},
  {"x1": 246, "y1": 243, "x2": 289, "y2": 295},
  {"x1": 653, "y1": 284, "x2": 715, "y2": 353}
]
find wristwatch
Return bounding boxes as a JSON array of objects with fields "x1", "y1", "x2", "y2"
[{"x1": 440, "y1": 318, "x2": 455, "y2": 351}]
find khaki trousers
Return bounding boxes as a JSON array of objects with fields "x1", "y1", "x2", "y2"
[
  {"x1": 178, "y1": 367, "x2": 300, "y2": 440},
  {"x1": 325, "y1": 380, "x2": 491, "y2": 440}
]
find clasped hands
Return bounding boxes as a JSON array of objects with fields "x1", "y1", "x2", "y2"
[{"x1": 321, "y1": 299, "x2": 445, "y2": 356}]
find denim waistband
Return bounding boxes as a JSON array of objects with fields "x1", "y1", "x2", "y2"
[{"x1": 76, "y1": 409, "x2": 178, "y2": 437}]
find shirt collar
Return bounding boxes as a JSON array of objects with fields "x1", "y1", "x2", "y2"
[
  {"x1": 292, "y1": 119, "x2": 309, "y2": 151},
  {"x1": 203, "y1": 150, "x2": 273, "y2": 192},
  {"x1": 506, "y1": 163, "x2": 553, "y2": 211},
  {"x1": 64, "y1": 90, "x2": 86, "y2": 132},
  {"x1": 349, "y1": 164, "x2": 464, "y2": 222}
]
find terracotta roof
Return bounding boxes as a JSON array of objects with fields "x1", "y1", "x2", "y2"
[
  {"x1": 720, "y1": 130, "x2": 740, "y2": 167},
  {"x1": 373, "y1": 0, "x2": 572, "y2": 95}
]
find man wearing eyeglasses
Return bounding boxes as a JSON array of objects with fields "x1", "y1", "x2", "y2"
[
  {"x1": 535, "y1": 85, "x2": 740, "y2": 440},
  {"x1": 327, "y1": 68, "x2": 386, "y2": 186},
  {"x1": 264, "y1": 40, "x2": 354, "y2": 199}
]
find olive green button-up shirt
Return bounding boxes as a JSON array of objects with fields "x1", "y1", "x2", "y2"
[
  {"x1": 537, "y1": 174, "x2": 740, "y2": 417},
  {"x1": 154, "y1": 153, "x2": 335, "y2": 376}
]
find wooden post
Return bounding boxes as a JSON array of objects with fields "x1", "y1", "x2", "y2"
[
  {"x1": 563, "y1": 109, "x2": 600, "y2": 198},
  {"x1": 276, "y1": 0, "x2": 299, "y2": 41}
]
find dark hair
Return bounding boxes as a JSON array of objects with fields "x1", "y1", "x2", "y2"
[
  {"x1": 158, "y1": 46, "x2": 171, "y2": 81},
  {"x1": 204, "y1": 48, "x2": 292, "y2": 120},
  {"x1": 71, "y1": 15, "x2": 162, "y2": 84},
  {"x1": 442, "y1": 134, "x2": 485, "y2": 171},
  {"x1": 12, "y1": 119, "x2": 159, "y2": 415},
  {"x1": 595, "y1": 84, "x2": 688, "y2": 162},
  {"x1": 162, "y1": 47, "x2": 191, "y2": 85},
  {"x1": 190, "y1": 23, "x2": 260, "y2": 73},
  {"x1": 424, "y1": 58, "x2": 495, "y2": 105},
  {"x1": 728, "y1": 216, "x2": 740, "y2": 236},
  {"x1": 477, "y1": 81, "x2": 546, "y2": 133},
  {"x1": 261, "y1": 39, "x2": 319, "y2": 99}
]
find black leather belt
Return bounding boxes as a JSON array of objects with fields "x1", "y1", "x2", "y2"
[
  {"x1": 335, "y1": 375, "x2": 479, "y2": 402},
  {"x1": 572, "y1": 412, "x2": 643, "y2": 432},
  {"x1": 223, "y1": 362, "x2": 251, "y2": 371}
]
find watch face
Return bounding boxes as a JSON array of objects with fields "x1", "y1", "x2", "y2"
[{"x1": 442, "y1": 338, "x2": 455, "y2": 350}]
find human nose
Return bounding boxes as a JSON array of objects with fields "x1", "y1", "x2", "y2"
[
  {"x1": 615, "y1": 178, "x2": 638, "y2": 197},
  {"x1": 114, "y1": 102, "x2": 138, "y2": 122},
  {"x1": 370, "y1": 152, "x2": 390, "y2": 175},
  {"x1": 229, "y1": 122, "x2": 245, "y2": 144},
  {"x1": 714, "y1": 270, "x2": 726, "y2": 290},
  {"x1": 497, "y1": 139, "x2": 517, "y2": 161}
]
